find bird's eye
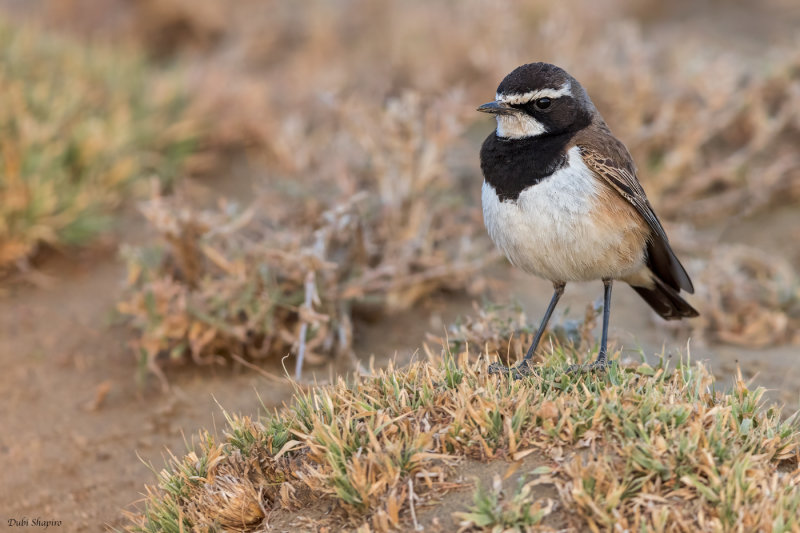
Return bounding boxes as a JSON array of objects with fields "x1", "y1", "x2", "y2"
[{"x1": 534, "y1": 97, "x2": 552, "y2": 110}]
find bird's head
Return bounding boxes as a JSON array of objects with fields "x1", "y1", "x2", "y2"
[{"x1": 477, "y1": 62, "x2": 594, "y2": 139}]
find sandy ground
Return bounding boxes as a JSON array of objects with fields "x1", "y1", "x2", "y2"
[{"x1": 0, "y1": 245, "x2": 293, "y2": 530}]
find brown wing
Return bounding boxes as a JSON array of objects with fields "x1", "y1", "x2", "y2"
[{"x1": 579, "y1": 143, "x2": 694, "y2": 294}]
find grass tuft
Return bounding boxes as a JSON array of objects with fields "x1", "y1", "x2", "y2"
[
  {"x1": 123, "y1": 314, "x2": 800, "y2": 532},
  {"x1": 455, "y1": 473, "x2": 556, "y2": 531},
  {"x1": 0, "y1": 19, "x2": 199, "y2": 271}
]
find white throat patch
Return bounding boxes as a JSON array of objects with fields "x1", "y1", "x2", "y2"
[{"x1": 495, "y1": 114, "x2": 546, "y2": 139}]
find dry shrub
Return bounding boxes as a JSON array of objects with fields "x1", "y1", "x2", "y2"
[
  {"x1": 690, "y1": 245, "x2": 800, "y2": 347},
  {"x1": 125, "y1": 0, "x2": 800, "y2": 228},
  {"x1": 125, "y1": 320, "x2": 800, "y2": 532},
  {"x1": 578, "y1": 34, "x2": 800, "y2": 225},
  {"x1": 110, "y1": 3, "x2": 800, "y2": 360},
  {"x1": 111, "y1": 1, "x2": 800, "y2": 224},
  {"x1": 428, "y1": 300, "x2": 602, "y2": 366},
  {"x1": 110, "y1": 1, "x2": 800, "y2": 355},
  {"x1": 12, "y1": 1, "x2": 799, "y2": 350},
  {"x1": 430, "y1": 303, "x2": 539, "y2": 365},
  {"x1": 131, "y1": 0, "x2": 226, "y2": 59},
  {"x1": 117, "y1": 93, "x2": 492, "y2": 385},
  {"x1": 0, "y1": 18, "x2": 198, "y2": 272}
]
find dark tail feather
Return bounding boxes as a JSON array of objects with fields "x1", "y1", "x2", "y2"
[
  {"x1": 646, "y1": 237, "x2": 694, "y2": 294},
  {"x1": 632, "y1": 277, "x2": 699, "y2": 321}
]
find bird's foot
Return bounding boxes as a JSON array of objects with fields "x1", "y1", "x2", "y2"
[
  {"x1": 565, "y1": 354, "x2": 613, "y2": 375},
  {"x1": 487, "y1": 362, "x2": 509, "y2": 375},
  {"x1": 587, "y1": 355, "x2": 612, "y2": 373},
  {"x1": 488, "y1": 359, "x2": 536, "y2": 380}
]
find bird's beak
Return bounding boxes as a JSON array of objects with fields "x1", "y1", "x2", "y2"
[{"x1": 477, "y1": 101, "x2": 514, "y2": 115}]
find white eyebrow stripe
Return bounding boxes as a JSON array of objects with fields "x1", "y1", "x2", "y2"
[{"x1": 496, "y1": 81, "x2": 572, "y2": 105}]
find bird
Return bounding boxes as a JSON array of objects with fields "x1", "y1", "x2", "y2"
[{"x1": 477, "y1": 62, "x2": 698, "y2": 376}]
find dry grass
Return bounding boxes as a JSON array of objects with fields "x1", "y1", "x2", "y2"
[
  {"x1": 455, "y1": 471, "x2": 557, "y2": 531},
  {"x1": 0, "y1": 18, "x2": 199, "y2": 272},
  {"x1": 117, "y1": 93, "x2": 492, "y2": 386},
  {"x1": 123, "y1": 313, "x2": 800, "y2": 532}
]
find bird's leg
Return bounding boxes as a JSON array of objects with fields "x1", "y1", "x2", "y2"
[
  {"x1": 488, "y1": 282, "x2": 565, "y2": 379},
  {"x1": 588, "y1": 279, "x2": 613, "y2": 371},
  {"x1": 567, "y1": 279, "x2": 613, "y2": 374},
  {"x1": 523, "y1": 281, "x2": 566, "y2": 361}
]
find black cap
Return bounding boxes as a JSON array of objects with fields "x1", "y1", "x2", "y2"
[{"x1": 496, "y1": 63, "x2": 570, "y2": 96}]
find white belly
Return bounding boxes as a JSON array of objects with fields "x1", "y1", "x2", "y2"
[{"x1": 482, "y1": 146, "x2": 645, "y2": 282}]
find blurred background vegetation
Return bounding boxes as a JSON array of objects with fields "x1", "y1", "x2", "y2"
[
  {"x1": 5, "y1": 0, "x2": 799, "y2": 377},
  {"x1": 1, "y1": 0, "x2": 799, "y2": 530},
  {"x1": 0, "y1": 20, "x2": 197, "y2": 271}
]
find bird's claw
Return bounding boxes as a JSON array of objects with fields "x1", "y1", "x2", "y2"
[
  {"x1": 488, "y1": 359, "x2": 536, "y2": 380},
  {"x1": 587, "y1": 356, "x2": 612, "y2": 372},
  {"x1": 565, "y1": 355, "x2": 613, "y2": 375},
  {"x1": 487, "y1": 362, "x2": 510, "y2": 375}
]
